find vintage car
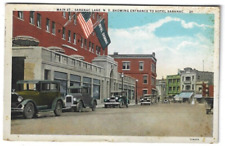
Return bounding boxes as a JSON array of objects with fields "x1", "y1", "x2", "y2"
[
  {"x1": 140, "y1": 94, "x2": 151, "y2": 105},
  {"x1": 104, "y1": 91, "x2": 129, "y2": 108},
  {"x1": 11, "y1": 80, "x2": 65, "y2": 119},
  {"x1": 205, "y1": 98, "x2": 213, "y2": 114},
  {"x1": 64, "y1": 86, "x2": 97, "y2": 112}
]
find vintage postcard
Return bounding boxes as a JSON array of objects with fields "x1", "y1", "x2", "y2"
[{"x1": 3, "y1": 4, "x2": 220, "y2": 143}]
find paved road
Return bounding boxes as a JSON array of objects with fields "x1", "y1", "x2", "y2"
[{"x1": 11, "y1": 103, "x2": 213, "y2": 137}]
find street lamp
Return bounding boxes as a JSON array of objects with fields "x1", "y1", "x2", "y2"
[
  {"x1": 136, "y1": 79, "x2": 138, "y2": 105},
  {"x1": 121, "y1": 72, "x2": 124, "y2": 91}
]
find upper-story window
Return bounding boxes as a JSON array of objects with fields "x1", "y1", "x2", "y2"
[
  {"x1": 29, "y1": 11, "x2": 34, "y2": 24},
  {"x1": 18, "y1": 11, "x2": 23, "y2": 20},
  {"x1": 151, "y1": 76, "x2": 155, "y2": 86},
  {"x1": 192, "y1": 75, "x2": 194, "y2": 81},
  {"x1": 89, "y1": 41, "x2": 92, "y2": 52},
  {"x1": 151, "y1": 63, "x2": 156, "y2": 73},
  {"x1": 139, "y1": 61, "x2": 144, "y2": 71},
  {"x1": 68, "y1": 12, "x2": 71, "y2": 20},
  {"x1": 68, "y1": 30, "x2": 71, "y2": 42},
  {"x1": 63, "y1": 12, "x2": 66, "y2": 18},
  {"x1": 84, "y1": 39, "x2": 87, "y2": 49},
  {"x1": 122, "y1": 62, "x2": 130, "y2": 70},
  {"x1": 92, "y1": 13, "x2": 95, "y2": 19},
  {"x1": 92, "y1": 43, "x2": 94, "y2": 53},
  {"x1": 52, "y1": 21, "x2": 55, "y2": 35},
  {"x1": 73, "y1": 14, "x2": 77, "y2": 25},
  {"x1": 37, "y1": 13, "x2": 41, "y2": 28},
  {"x1": 46, "y1": 18, "x2": 50, "y2": 32},
  {"x1": 73, "y1": 33, "x2": 76, "y2": 44},
  {"x1": 80, "y1": 37, "x2": 84, "y2": 48},
  {"x1": 62, "y1": 27, "x2": 65, "y2": 39},
  {"x1": 143, "y1": 75, "x2": 148, "y2": 84}
]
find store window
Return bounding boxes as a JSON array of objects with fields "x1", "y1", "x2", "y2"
[
  {"x1": 54, "y1": 71, "x2": 67, "y2": 97},
  {"x1": 70, "y1": 74, "x2": 81, "y2": 87},
  {"x1": 93, "y1": 79, "x2": 100, "y2": 99},
  {"x1": 142, "y1": 89, "x2": 148, "y2": 95}
]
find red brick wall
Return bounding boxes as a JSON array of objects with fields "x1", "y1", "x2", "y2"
[
  {"x1": 13, "y1": 11, "x2": 108, "y2": 63},
  {"x1": 114, "y1": 58, "x2": 157, "y2": 99}
]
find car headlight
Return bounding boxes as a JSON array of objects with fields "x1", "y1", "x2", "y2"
[
  {"x1": 17, "y1": 96, "x2": 23, "y2": 102},
  {"x1": 73, "y1": 98, "x2": 77, "y2": 101},
  {"x1": 107, "y1": 98, "x2": 110, "y2": 100},
  {"x1": 116, "y1": 97, "x2": 118, "y2": 100}
]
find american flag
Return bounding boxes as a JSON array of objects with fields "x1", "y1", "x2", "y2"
[{"x1": 77, "y1": 12, "x2": 93, "y2": 39}]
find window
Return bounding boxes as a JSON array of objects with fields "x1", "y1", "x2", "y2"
[
  {"x1": 177, "y1": 86, "x2": 180, "y2": 91},
  {"x1": 173, "y1": 87, "x2": 176, "y2": 91},
  {"x1": 44, "y1": 70, "x2": 51, "y2": 80},
  {"x1": 142, "y1": 89, "x2": 148, "y2": 95},
  {"x1": 63, "y1": 12, "x2": 66, "y2": 18},
  {"x1": 151, "y1": 77, "x2": 155, "y2": 86},
  {"x1": 192, "y1": 75, "x2": 194, "y2": 81},
  {"x1": 169, "y1": 87, "x2": 172, "y2": 91},
  {"x1": 29, "y1": 11, "x2": 34, "y2": 24},
  {"x1": 143, "y1": 75, "x2": 148, "y2": 84},
  {"x1": 177, "y1": 79, "x2": 180, "y2": 83},
  {"x1": 93, "y1": 79, "x2": 100, "y2": 99},
  {"x1": 186, "y1": 76, "x2": 191, "y2": 81},
  {"x1": 52, "y1": 21, "x2": 55, "y2": 34},
  {"x1": 73, "y1": 14, "x2": 77, "y2": 25},
  {"x1": 70, "y1": 74, "x2": 81, "y2": 87},
  {"x1": 18, "y1": 11, "x2": 23, "y2": 19},
  {"x1": 92, "y1": 43, "x2": 94, "y2": 53},
  {"x1": 139, "y1": 62, "x2": 144, "y2": 71},
  {"x1": 81, "y1": 37, "x2": 84, "y2": 48},
  {"x1": 89, "y1": 41, "x2": 92, "y2": 51},
  {"x1": 92, "y1": 13, "x2": 95, "y2": 19},
  {"x1": 68, "y1": 12, "x2": 71, "y2": 20},
  {"x1": 192, "y1": 84, "x2": 194, "y2": 90},
  {"x1": 151, "y1": 63, "x2": 156, "y2": 73},
  {"x1": 46, "y1": 18, "x2": 50, "y2": 32},
  {"x1": 73, "y1": 33, "x2": 76, "y2": 44},
  {"x1": 68, "y1": 30, "x2": 71, "y2": 42},
  {"x1": 37, "y1": 13, "x2": 41, "y2": 28},
  {"x1": 122, "y1": 62, "x2": 130, "y2": 70},
  {"x1": 62, "y1": 27, "x2": 65, "y2": 39},
  {"x1": 84, "y1": 39, "x2": 87, "y2": 49}
]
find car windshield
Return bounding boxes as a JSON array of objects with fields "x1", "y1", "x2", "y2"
[
  {"x1": 70, "y1": 88, "x2": 81, "y2": 93},
  {"x1": 17, "y1": 83, "x2": 39, "y2": 91}
]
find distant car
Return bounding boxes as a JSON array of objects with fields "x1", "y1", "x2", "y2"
[
  {"x1": 64, "y1": 86, "x2": 97, "y2": 112},
  {"x1": 104, "y1": 91, "x2": 129, "y2": 108},
  {"x1": 11, "y1": 80, "x2": 65, "y2": 119},
  {"x1": 140, "y1": 94, "x2": 151, "y2": 105}
]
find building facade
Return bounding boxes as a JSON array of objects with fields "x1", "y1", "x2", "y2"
[
  {"x1": 166, "y1": 75, "x2": 181, "y2": 98},
  {"x1": 110, "y1": 52, "x2": 157, "y2": 100},
  {"x1": 12, "y1": 46, "x2": 136, "y2": 103},
  {"x1": 13, "y1": 11, "x2": 108, "y2": 63},
  {"x1": 156, "y1": 78, "x2": 166, "y2": 101}
]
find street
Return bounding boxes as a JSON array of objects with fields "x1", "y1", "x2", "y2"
[{"x1": 11, "y1": 103, "x2": 213, "y2": 137}]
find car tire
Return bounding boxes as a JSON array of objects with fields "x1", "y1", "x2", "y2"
[
  {"x1": 91, "y1": 101, "x2": 96, "y2": 111},
  {"x1": 77, "y1": 101, "x2": 83, "y2": 112},
  {"x1": 23, "y1": 102, "x2": 35, "y2": 119},
  {"x1": 104, "y1": 104, "x2": 108, "y2": 108},
  {"x1": 54, "y1": 101, "x2": 62, "y2": 116}
]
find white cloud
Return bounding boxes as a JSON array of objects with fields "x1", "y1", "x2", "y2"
[{"x1": 108, "y1": 17, "x2": 214, "y2": 79}]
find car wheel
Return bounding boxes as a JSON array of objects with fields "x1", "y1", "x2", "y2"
[
  {"x1": 104, "y1": 104, "x2": 108, "y2": 108},
  {"x1": 54, "y1": 101, "x2": 62, "y2": 116},
  {"x1": 119, "y1": 101, "x2": 123, "y2": 108},
  {"x1": 23, "y1": 102, "x2": 35, "y2": 119},
  {"x1": 77, "y1": 101, "x2": 83, "y2": 112},
  {"x1": 91, "y1": 101, "x2": 96, "y2": 111}
]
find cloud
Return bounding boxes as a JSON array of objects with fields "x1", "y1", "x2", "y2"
[{"x1": 108, "y1": 17, "x2": 214, "y2": 79}]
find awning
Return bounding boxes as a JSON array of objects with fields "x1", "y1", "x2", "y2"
[
  {"x1": 194, "y1": 94, "x2": 203, "y2": 98},
  {"x1": 13, "y1": 35, "x2": 39, "y2": 46},
  {"x1": 69, "y1": 54, "x2": 84, "y2": 60},
  {"x1": 48, "y1": 46, "x2": 65, "y2": 54},
  {"x1": 177, "y1": 92, "x2": 193, "y2": 98}
]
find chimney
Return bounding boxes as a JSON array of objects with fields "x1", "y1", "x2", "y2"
[{"x1": 152, "y1": 52, "x2": 155, "y2": 57}]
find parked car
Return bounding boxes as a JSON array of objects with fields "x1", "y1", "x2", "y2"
[
  {"x1": 11, "y1": 80, "x2": 65, "y2": 119},
  {"x1": 205, "y1": 98, "x2": 213, "y2": 114},
  {"x1": 140, "y1": 94, "x2": 151, "y2": 105},
  {"x1": 64, "y1": 86, "x2": 97, "y2": 112},
  {"x1": 163, "y1": 99, "x2": 170, "y2": 104},
  {"x1": 104, "y1": 91, "x2": 129, "y2": 108}
]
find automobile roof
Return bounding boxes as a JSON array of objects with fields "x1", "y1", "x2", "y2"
[{"x1": 68, "y1": 85, "x2": 89, "y2": 89}]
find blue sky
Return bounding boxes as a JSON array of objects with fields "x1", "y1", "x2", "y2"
[{"x1": 108, "y1": 12, "x2": 215, "y2": 79}]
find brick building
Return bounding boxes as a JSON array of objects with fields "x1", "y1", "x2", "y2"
[
  {"x1": 110, "y1": 52, "x2": 157, "y2": 100},
  {"x1": 13, "y1": 11, "x2": 108, "y2": 63}
]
